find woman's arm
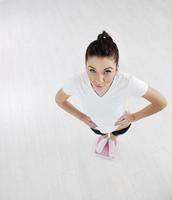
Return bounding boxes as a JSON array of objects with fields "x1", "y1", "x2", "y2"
[
  {"x1": 131, "y1": 86, "x2": 168, "y2": 122},
  {"x1": 115, "y1": 86, "x2": 168, "y2": 130},
  {"x1": 55, "y1": 88, "x2": 98, "y2": 128},
  {"x1": 55, "y1": 88, "x2": 85, "y2": 120}
]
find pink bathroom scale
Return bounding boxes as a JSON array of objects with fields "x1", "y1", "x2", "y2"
[{"x1": 94, "y1": 135, "x2": 115, "y2": 160}]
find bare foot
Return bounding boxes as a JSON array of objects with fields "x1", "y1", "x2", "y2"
[
  {"x1": 110, "y1": 133, "x2": 117, "y2": 141},
  {"x1": 103, "y1": 133, "x2": 109, "y2": 138}
]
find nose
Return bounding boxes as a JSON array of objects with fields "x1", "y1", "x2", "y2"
[{"x1": 95, "y1": 75, "x2": 104, "y2": 84}]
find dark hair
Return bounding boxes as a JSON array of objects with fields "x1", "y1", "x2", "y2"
[{"x1": 85, "y1": 30, "x2": 119, "y2": 66}]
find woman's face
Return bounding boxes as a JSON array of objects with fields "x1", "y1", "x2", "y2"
[{"x1": 85, "y1": 56, "x2": 118, "y2": 90}]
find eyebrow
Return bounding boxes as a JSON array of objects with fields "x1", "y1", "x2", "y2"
[{"x1": 88, "y1": 66, "x2": 113, "y2": 70}]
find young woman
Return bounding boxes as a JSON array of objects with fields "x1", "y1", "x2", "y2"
[{"x1": 55, "y1": 30, "x2": 168, "y2": 159}]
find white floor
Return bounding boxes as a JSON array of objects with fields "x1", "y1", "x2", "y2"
[{"x1": 0, "y1": 0, "x2": 172, "y2": 200}]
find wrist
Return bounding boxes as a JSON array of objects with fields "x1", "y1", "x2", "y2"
[{"x1": 131, "y1": 113, "x2": 137, "y2": 122}]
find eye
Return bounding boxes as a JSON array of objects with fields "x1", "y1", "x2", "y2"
[
  {"x1": 105, "y1": 70, "x2": 111, "y2": 73},
  {"x1": 89, "y1": 69, "x2": 96, "y2": 72}
]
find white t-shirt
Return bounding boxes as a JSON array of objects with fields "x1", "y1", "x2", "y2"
[{"x1": 62, "y1": 70, "x2": 148, "y2": 133}]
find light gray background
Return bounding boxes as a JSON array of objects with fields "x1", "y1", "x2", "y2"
[{"x1": 0, "y1": 0, "x2": 172, "y2": 200}]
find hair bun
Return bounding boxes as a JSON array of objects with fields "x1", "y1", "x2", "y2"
[{"x1": 97, "y1": 30, "x2": 113, "y2": 42}]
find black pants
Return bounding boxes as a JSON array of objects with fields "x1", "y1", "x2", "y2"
[{"x1": 90, "y1": 123, "x2": 131, "y2": 136}]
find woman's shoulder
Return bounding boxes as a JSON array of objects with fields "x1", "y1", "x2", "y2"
[
  {"x1": 117, "y1": 70, "x2": 133, "y2": 82},
  {"x1": 114, "y1": 70, "x2": 134, "y2": 90},
  {"x1": 66, "y1": 70, "x2": 84, "y2": 81}
]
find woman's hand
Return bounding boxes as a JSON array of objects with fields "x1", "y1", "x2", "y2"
[
  {"x1": 114, "y1": 111, "x2": 135, "y2": 130},
  {"x1": 79, "y1": 114, "x2": 98, "y2": 129}
]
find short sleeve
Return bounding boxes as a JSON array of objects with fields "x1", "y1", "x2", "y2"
[
  {"x1": 127, "y1": 75, "x2": 148, "y2": 97},
  {"x1": 62, "y1": 74, "x2": 79, "y2": 96}
]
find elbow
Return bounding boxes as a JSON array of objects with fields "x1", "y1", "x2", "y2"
[
  {"x1": 55, "y1": 93, "x2": 61, "y2": 105},
  {"x1": 55, "y1": 98, "x2": 59, "y2": 106},
  {"x1": 151, "y1": 97, "x2": 168, "y2": 111},
  {"x1": 55, "y1": 98, "x2": 63, "y2": 107},
  {"x1": 55, "y1": 88, "x2": 70, "y2": 105},
  {"x1": 157, "y1": 93, "x2": 168, "y2": 109},
  {"x1": 162, "y1": 95, "x2": 168, "y2": 108},
  {"x1": 157, "y1": 98, "x2": 168, "y2": 110},
  {"x1": 161, "y1": 99, "x2": 168, "y2": 109},
  {"x1": 55, "y1": 97, "x2": 62, "y2": 106},
  {"x1": 54, "y1": 95, "x2": 66, "y2": 106}
]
